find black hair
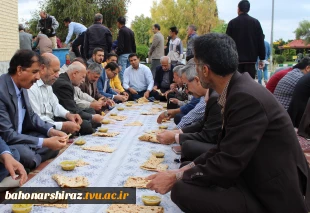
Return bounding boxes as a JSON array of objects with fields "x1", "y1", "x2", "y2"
[
  {"x1": 117, "y1": 17, "x2": 126, "y2": 25},
  {"x1": 93, "y1": 48, "x2": 104, "y2": 55},
  {"x1": 63, "y1": 17, "x2": 71, "y2": 23},
  {"x1": 170, "y1": 26, "x2": 178, "y2": 34},
  {"x1": 238, "y1": 0, "x2": 250, "y2": 13},
  {"x1": 194, "y1": 33, "x2": 238, "y2": 77},
  {"x1": 18, "y1": 24, "x2": 24, "y2": 31},
  {"x1": 128, "y1": 53, "x2": 139, "y2": 59},
  {"x1": 105, "y1": 62, "x2": 119, "y2": 71},
  {"x1": 8, "y1": 50, "x2": 41, "y2": 75},
  {"x1": 293, "y1": 57, "x2": 310, "y2": 69},
  {"x1": 107, "y1": 53, "x2": 118, "y2": 60},
  {"x1": 154, "y1": 24, "x2": 160, "y2": 31}
]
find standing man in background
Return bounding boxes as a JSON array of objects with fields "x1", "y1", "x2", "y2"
[
  {"x1": 186, "y1": 25, "x2": 198, "y2": 61},
  {"x1": 148, "y1": 24, "x2": 164, "y2": 79},
  {"x1": 63, "y1": 17, "x2": 87, "y2": 58},
  {"x1": 167, "y1": 26, "x2": 183, "y2": 65},
  {"x1": 226, "y1": 0, "x2": 265, "y2": 79},
  {"x1": 84, "y1": 13, "x2": 112, "y2": 60},
  {"x1": 116, "y1": 17, "x2": 136, "y2": 83},
  {"x1": 257, "y1": 34, "x2": 271, "y2": 85},
  {"x1": 37, "y1": 11, "x2": 59, "y2": 49},
  {"x1": 19, "y1": 24, "x2": 32, "y2": 50}
]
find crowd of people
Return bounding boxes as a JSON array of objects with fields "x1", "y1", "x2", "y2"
[{"x1": 5, "y1": 0, "x2": 310, "y2": 212}]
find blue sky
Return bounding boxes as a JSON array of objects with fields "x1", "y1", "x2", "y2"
[{"x1": 18, "y1": 0, "x2": 310, "y2": 43}]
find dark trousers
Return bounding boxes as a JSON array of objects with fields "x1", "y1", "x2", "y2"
[
  {"x1": 167, "y1": 92, "x2": 179, "y2": 109},
  {"x1": 54, "y1": 116, "x2": 94, "y2": 135},
  {"x1": 174, "y1": 113, "x2": 185, "y2": 125},
  {"x1": 150, "y1": 88, "x2": 169, "y2": 102},
  {"x1": 150, "y1": 59, "x2": 161, "y2": 79},
  {"x1": 180, "y1": 140, "x2": 216, "y2": 162},
  {"x1": 126, "y1": 90, "x2": 146, "y2": 101},
  {"x1": 72, "y1": 32, "x2": 85, "y2": 58},
  {"x1": 171, "y1": 178, "x2": 266, "y2": 213},
  {"x1": 238, "y1": 63, "x2": 256, "y2": 79},
  {"x1": 0, "y1": 147, "x2": 20, "y2": 182}
]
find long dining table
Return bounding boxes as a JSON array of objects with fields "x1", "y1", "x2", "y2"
[{"x1": 0, "y1": 102, "x2": 183, "y2": 213}]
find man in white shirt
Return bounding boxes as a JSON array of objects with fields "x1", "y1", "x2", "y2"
[
  {"x1": 64, "y1": 17, "x2": 87, "y2": 58},
  {"x1": 167, "y1": 26, "x2": 183, "y2": 65},
  {"x1": 28, "y1": 53, "x2": 83, "y2": 134},
  {"x1": 123, "y1": 53, "x2": 154, "y2": 101}
]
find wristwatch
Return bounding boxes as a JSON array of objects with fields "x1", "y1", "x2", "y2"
[{"x1": 164, "y1": 110, "x2": 169, "y2": 117}]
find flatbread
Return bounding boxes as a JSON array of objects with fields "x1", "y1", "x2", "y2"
[
  {"x1": 137, "y1": 97, "x2": 149, "y2": 104},
  {"x1": 109, "y1": 115, "x2": 128, "y2": 121},
  {"x1": 151, "y1": 107, "x2": 164, "y2": 112},
  {"x1": 92, "y1": 132, "x2": 120, "y2": 137},
  {"x1": 52, "y1": 175, "x2": 89, "y2": 187},
  {"x1": 83, "y1": 145, "x2": 116, "y2": 153},
  {"x1": 107, "y1": 204, "x2": 164, "y2": 213},
  {"x1": 145, "y1": 130, "x2": 164, "y2": 134},
  {"x1": 75, "y1": 159, "x2": 89, "y2": 167},
  {"x1": 140, "y1": 155, "x2": 168, "y2": 171},
  {"x1": 161, "y1": 118, "x2": 171, "y2": 123},
  {"x1": 124, "y1": 177, "x2": 150, "y2": 188},
  {"x1": 139, "y1": 134, "x2": 160, "y2": 143},
  {"x1": 124, "y1": 121, "x2": 143, "y2": 126},
  {"x1": 141, "y1": 164, "x2": 168, "y2": 172},
  {"x1": 155, "y1": 89, "x2": 164, "y2": 96},
  {"x1": 35, "y1": 203, "x2": 69, "y2": 208},
  {"x1": 141, "y1": 112, "x2": 158, "y2": 115}
]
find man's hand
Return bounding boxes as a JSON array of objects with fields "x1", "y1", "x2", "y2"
[
  {"x1": 92, "y1": 114, "x2": 104, "y2": 123},
  {"x1": 48, "y1": 128, "x2": 67, "y2": 137},
  {"x1": 258, "y1": 60, "x2": 265, "y2": 69},
  {"x1": 170, "y1": 83, "x2": 177, "y2": 90},
  {"x1": 61, "y1": 121, "x2": 81, "y2": 133},
  {"x1": 113, "y1": 89, "x2": 121, "y2": 94},
  {"x1": 169, "y1": 98, "x2": 179, "y2": 104},
  {"x1": 90, "y1": 101, "x2": 103, "y2": 111},
  {"x1": 106, "y1": 99, "x2": 115, "y2": 107},
  {"x1": 1, "y1": 153, "x2": 27, "y2": 186},
  {"x1": 146, "y1": 171, "x2": 177, "y2": 194},
  {"x1": 157, "y1": 130, "x2": 175, "y2": 145},
  {"x1": 153, "y1": 86, "x2": 158, "y2": 91},
  {"x1": 144, "y1": 91, "x2": 150, "y2": 99},
  {"x1": 128, "y1": 88, "x2": 138, "y2": 95},
  {"x1": 43, "y1": 137, "x2": 67, "y2": 150},
  {"x1": 157, "y1": 111, "x2": 170, "y2": 124},
  {"x1": 114, "y1": 95, "x2": 128, "y2": 102},
  {"x1": 66, "y1": 113, "x2": 82, "y2": 125}
]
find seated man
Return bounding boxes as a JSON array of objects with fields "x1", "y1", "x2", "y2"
[
  {"x1": 159, "y1": 60, "x2": 206, "y2": 129},
  {"x1": 274, "y1": 57, "x2": 310, "y2": 110},
  {"x1": 32, "y1": 33, "x2": 53, "y2": 55},
  {"x1": 0, "y1": 50, "x2": 68, "y2": 169},
  {"x1": 79, "y1": 63, "x2": 108, "y2": 112},
  {"x1": 104, "y1": 53, "x2": 128, "y2": 96},
  {"x1": 147, "y1": 33, "x2": 310, "y2": 212},
  {"x1": 150, "y1": 56, "x2": 175, "y2": 101},
  {"x1": 0, "y1": 139, "x2": 27, "y2": 189},
  {"x1": 123, "y1": 53, "x2": 154, "y2": 101},
  {"x1": 87, "y1": 47, "x2": 104, "y2": 67},
  {"x1": 52, "y1": 61, "x2": 105, "y2": 134},
  {"x1": 97, "y1": 62, "x2": 128, "y2": 102},
  {"x1": 28, "y1": 53, "x2": 82, "y2": 134}
]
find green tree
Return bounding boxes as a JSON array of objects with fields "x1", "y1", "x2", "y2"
[
  {"x1": 131, "y1": 15, "x2": 153, "y2": 46},
  {"x1": 295, "y1": 20, "x2": 310, "y2": 44},
  {"x1": 26, "y1": 0, "x2": 130, "y2": 42},
  {"x1": 151, "y1": 0, "x2": 219, "y2": 43},
  {"x1": 211, "y1": 20, "x2": 227, "y2": 33}
]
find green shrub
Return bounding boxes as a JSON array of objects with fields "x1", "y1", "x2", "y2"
[
  {"x1": 136, "y1": 45, "x2": 149, "y2": 62},
  {"x1": 276, "y1": 55, "x2": 285, "y2": 64}
]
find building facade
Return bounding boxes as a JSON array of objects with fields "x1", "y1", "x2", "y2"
[{"x1": 0, "y1": 0, "x2": 19, "y2": 74}]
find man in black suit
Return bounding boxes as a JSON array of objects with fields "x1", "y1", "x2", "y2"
[
  {"x1": 226, "y1": 0, "x2": 265, "y2": 79},
  {"x1": 0, "y1": 50, "x2": 68, "y2": 170},
  {"x1": 52, "y1": 61, "x2": 104, "y2": 135},
  {"x1": 150, "y1": 56, "x2": 174, "y2": 101},
  {"x1": 146, "y1": 33, "x2": 310, "y2": 212}
]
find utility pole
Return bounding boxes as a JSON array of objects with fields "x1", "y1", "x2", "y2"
[{"x1": 270, "y1": 0, "x2": 275, "y2": 72}]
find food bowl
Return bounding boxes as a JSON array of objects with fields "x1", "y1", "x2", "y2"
[
  {"x1": 101, "y1": 120, "x2": 111, "y2": 124},
  {"x1": 110, "y1": 113, "x2": 118, "y2": 116},
  {"x1": 158, "y1": 125, "x2": 168, "y2": 129},
  {"x1": 128, "y1": 101, "x2": 135, "y2": 104},
  {"x1": 153, "y1": 100, "x2": 160, "y2": 104},
  {"x1": 142, "y1": 195, "x2": 161, "y2": 206},
  {"x1": 12, "y1": 204, "x2": 33, "y2": 213},
  {"x1": 125, "y1": 103, "x2": 132, "y2": 107},
  {"x1": 151, "y1": 151, "x2": 165, "y2": 158},
  {"x1": 98, "y1": 127, "x2": 108, "y2": 133},
  {"x1": 60, "y1": 160, "x2": 76, "y2": 171},
  {"x1": 162, "y1": 104, "x2": 167, "y2": 108},
  {"x1": 74, "y1": 138, "x2": 86, "y2": 145},
  {"x1": 117, "y1": 107, "x2": 124, "y2": 111},
  {"x1": 101, "y1": 111, "x2": 105, "y2": 116}
]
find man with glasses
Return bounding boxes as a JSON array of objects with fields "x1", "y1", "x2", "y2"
[
  {"x1": 28, "y1": 53, "x2": 83, "y2": 134},
  {"x1": 97, "y1": 62, "x2": 128, "y2": 102}
]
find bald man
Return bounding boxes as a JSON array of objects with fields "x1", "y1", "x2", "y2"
[
  {"x1": 52, "y1": 61, "x2": 104, "y2": 134},
  {"x1": 28, "y1": 53, "x2": 83, "y2": 135},
  {"x1": 151, "y1": 56, "x2": 175, "y2": 101}
]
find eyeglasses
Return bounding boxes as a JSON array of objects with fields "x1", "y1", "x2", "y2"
[{"x1": 183, "y1": 78, "x2": 195, "y2": 90}]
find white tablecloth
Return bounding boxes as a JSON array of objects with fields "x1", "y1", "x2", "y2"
[{"x1": 0, "y1": 103, "x2": 183, "y2": 213}]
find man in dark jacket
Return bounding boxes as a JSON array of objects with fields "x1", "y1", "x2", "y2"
[
  {"x1": 116, "y1": 16, "x2": 136, "y2": 83},
  {"x1": 151, "y1": 56, "x2": 174, "y2": 101},
  {"x1": 146, "y1": 33, "x2": 310, "y2": 213},
  {"x1": 37, "y1": 11, "x2": 59, "y2": 49},
  {"x1": 226, "y1": 0, "x2": 265, "y2": 79},
  {"x1": 84, "y1": 13, "x2": 112, "y2": 60}
]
